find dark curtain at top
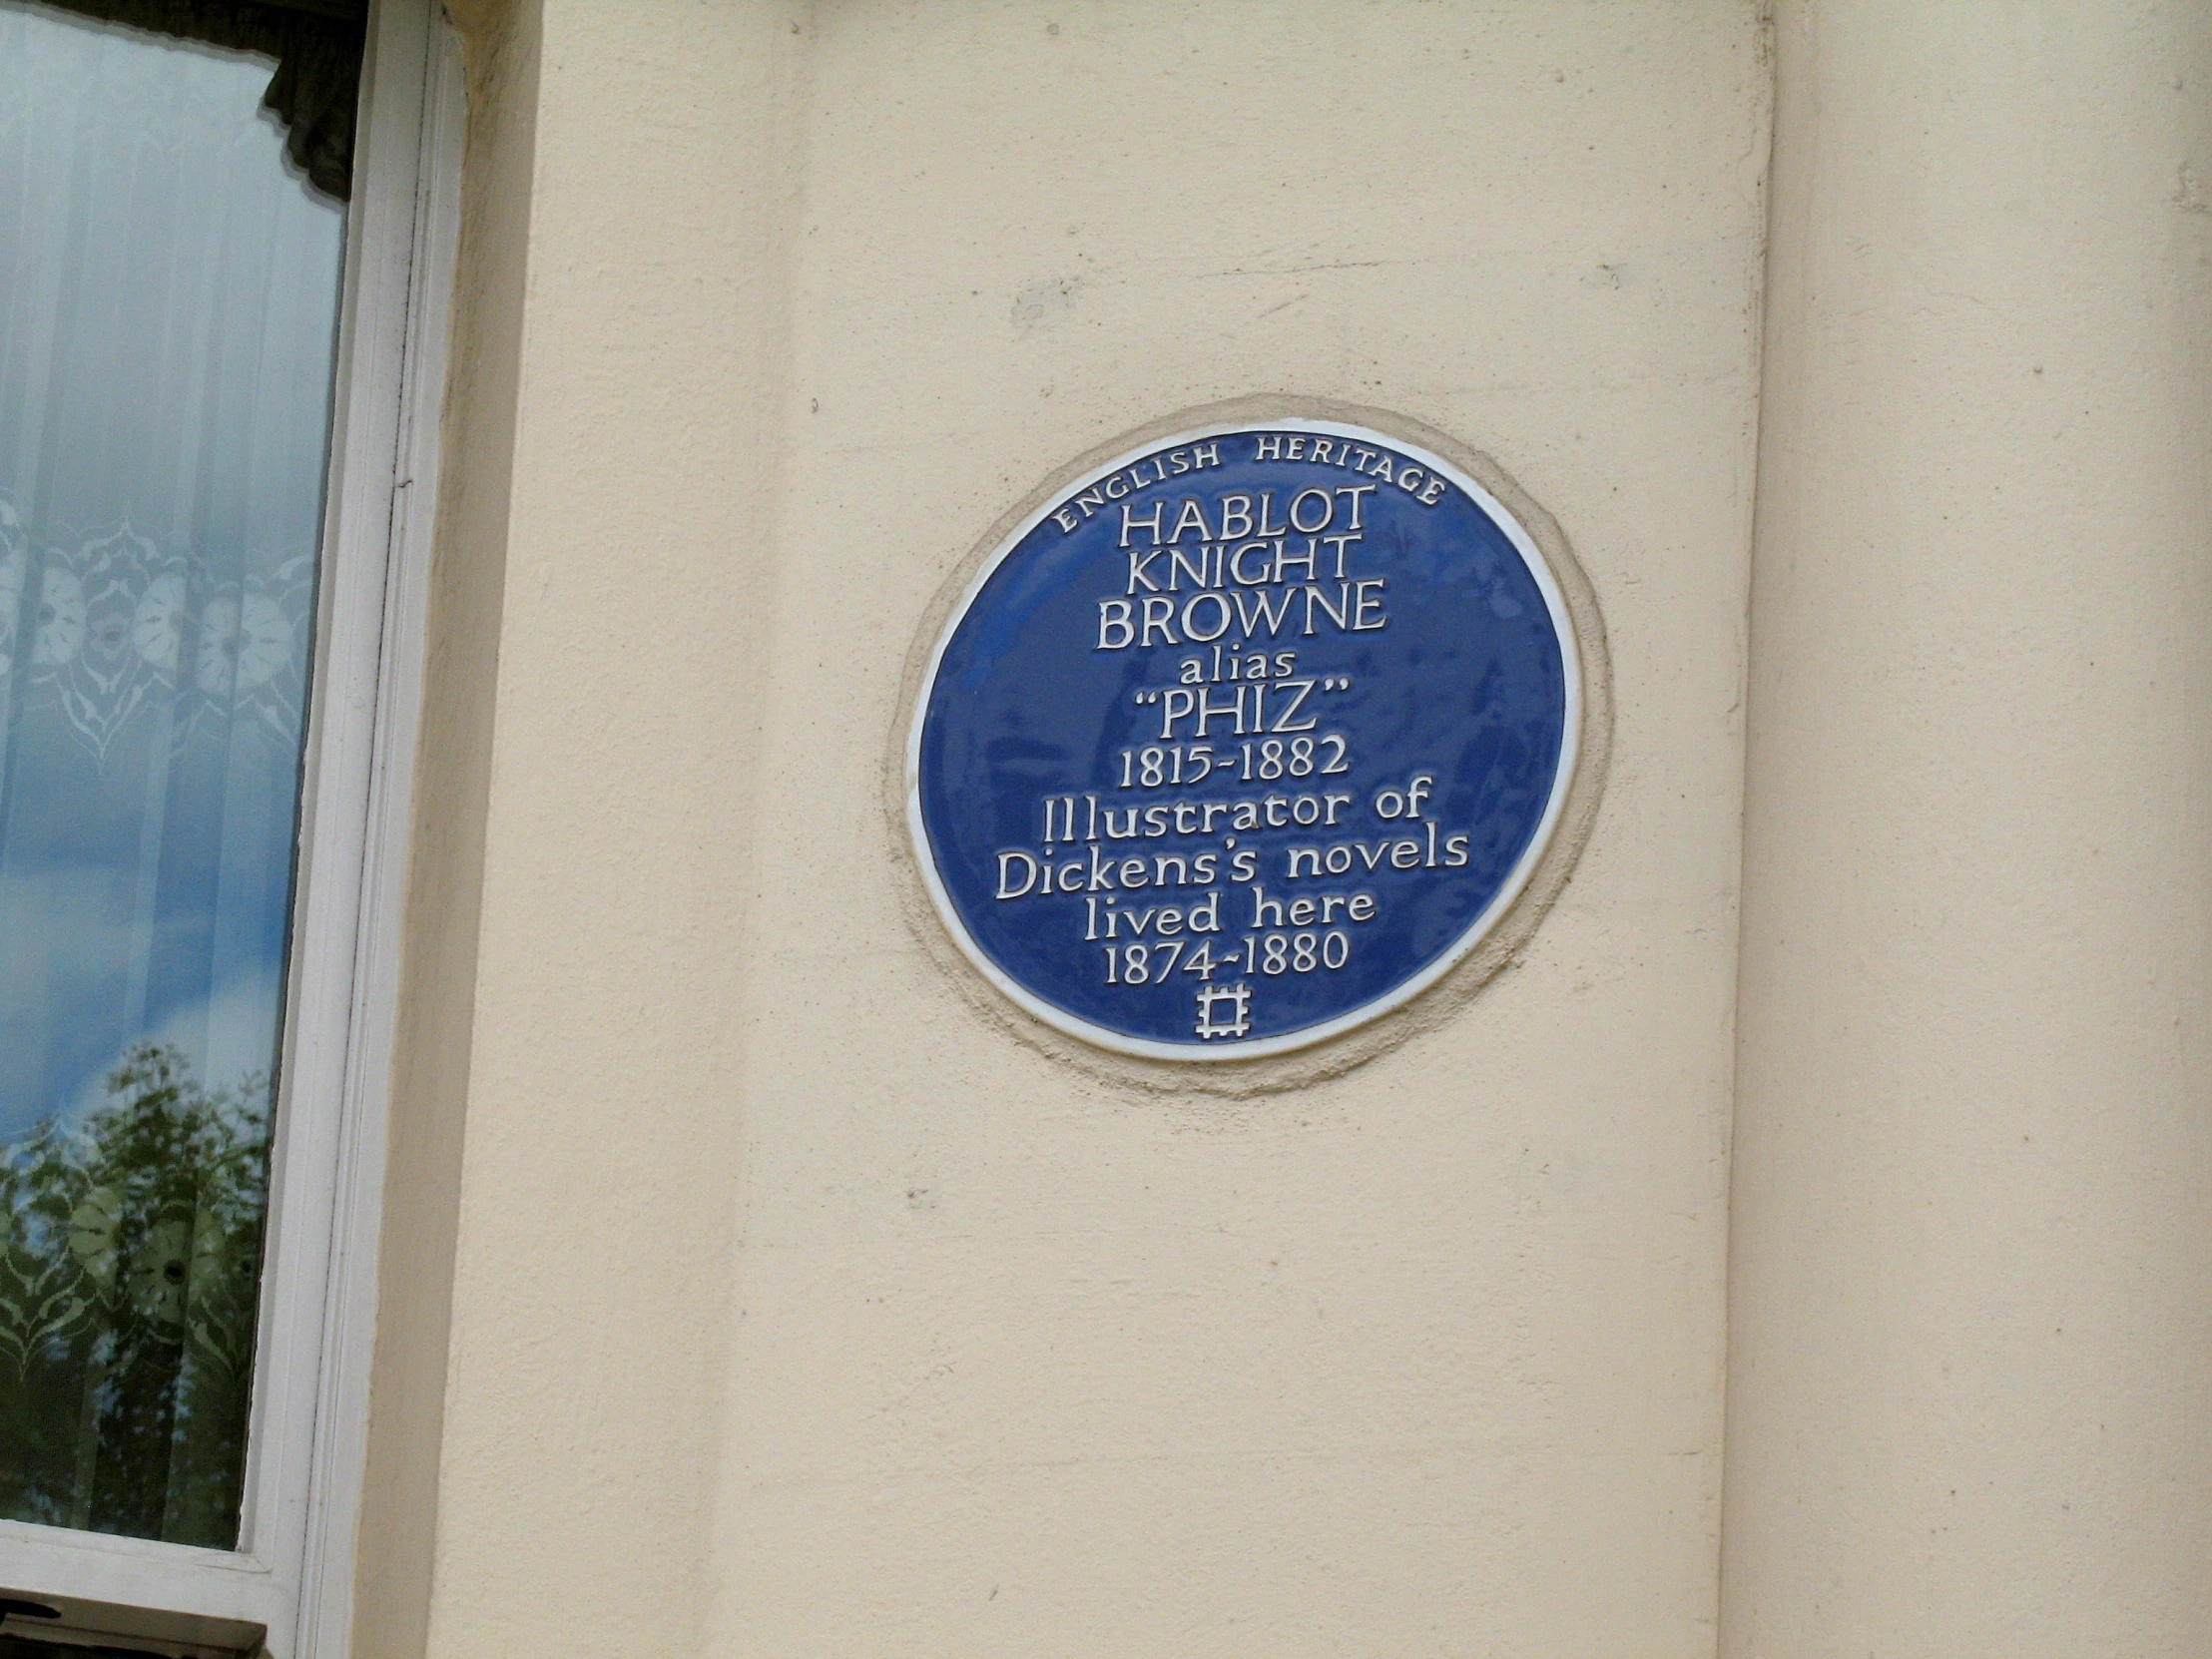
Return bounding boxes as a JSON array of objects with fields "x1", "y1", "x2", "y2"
[{"x1": 34, "y1": 0, "x2": 368, "y2": 199}]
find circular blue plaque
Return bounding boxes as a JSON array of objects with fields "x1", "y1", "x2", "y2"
[{"x1": 908, "y1": 416, "x2": 1581, "y2": 1061}]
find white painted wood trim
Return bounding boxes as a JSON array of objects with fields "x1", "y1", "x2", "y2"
[{"x1": 292, "y1": 13, "x2": 464, "y2": 1658}]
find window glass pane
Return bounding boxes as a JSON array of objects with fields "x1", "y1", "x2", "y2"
[{"x1": 0, "y1": 3, "x2": 349, "y2": 1547}]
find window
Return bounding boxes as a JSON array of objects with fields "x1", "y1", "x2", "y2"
[{"x1": 0, "y1": 0, "x2": 456, "y2": 1652}]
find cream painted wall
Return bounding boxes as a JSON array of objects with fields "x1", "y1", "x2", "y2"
[
  {"x1": 354, "y1": 4, "x2": 539, "y2": 1657},
  {"x1": 1723, "y1": 5, "x2": 2212, "y2": 1654},
  {"x1": 371, "y1": 1, "x2": 2212, "y2": 1654},
  {"x1": 384, "y1": 3, "x2": 808, "y2": 1655},
  {"x1": 384, "y1": 2, "x2": 1771, "y2": 1655},
  {"x1": 719, "y1": 6, "x2": 1764, "y2": 1654}
]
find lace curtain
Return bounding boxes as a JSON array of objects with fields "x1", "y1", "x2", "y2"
[{"x1": 0, "y1": 2, "x2": 349, "y2": 1545}]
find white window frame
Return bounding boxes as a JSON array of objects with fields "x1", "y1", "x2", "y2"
[{"x1": 0, "y1": 1, "x2": 461, "y2": 1653}]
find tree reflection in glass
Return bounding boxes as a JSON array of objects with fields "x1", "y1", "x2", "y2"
[
  {"x1": 0, "y1": 4, "x2": 351, "y2": 1545},
  {"x1": 0, "y1": 1046, "x2": 269, "y2": 1541}
]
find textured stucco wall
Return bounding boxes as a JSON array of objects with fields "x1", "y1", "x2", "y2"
[
  {"x1": 715, "y1": 6, "x2": 1763, "y2": 1655},
  {"x1": 1724, "y1": 4, "x2": 2212, "y2": 1655},
  {"x1": 386, "y1": 2, "x2": 1768, "y2": 1654},
  {"x1": 364, "y1": 5, "x2": 2212, "y2": 1655},
  {"x1": 383, "y1": 2, "x2": 809, "y2": 1655},
  {"x1": 353, "y1": 2, "x2": 538, "y2": 1654}
]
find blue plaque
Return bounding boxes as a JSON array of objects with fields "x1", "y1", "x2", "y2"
[{"x1": 908, "y1": 417, "x2": 1582, "y2": 1061}]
